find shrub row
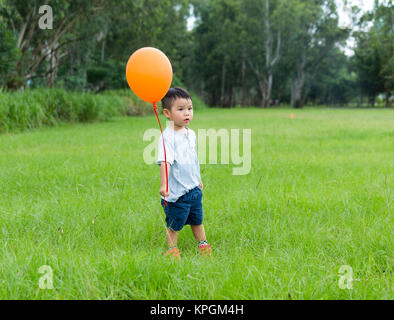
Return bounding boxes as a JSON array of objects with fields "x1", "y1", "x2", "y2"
[
  {"x1": 106, "y1": 89, "x2": 208, "y2": 113},
  {"x1": 0, "y1": 87, "x2": 208, "y2": 133},
  {"x1": 0, "y1": 88, "x2": 129, "y2": 133}
]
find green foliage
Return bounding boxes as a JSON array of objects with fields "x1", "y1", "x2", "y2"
[
  {"x1": 0, "y1": 18, "x2": 20, "y2": 88},
  {"x1": 191, "y1": 0, "x2": 351, "y2": 107},
  {"x1": 191, "y1": 0, "x2": 245, "y2": 106},
  {"x1": 0, "y1": 76, "x2": 208, "y2": 133},
  {"x1": 353, "y1": 1, "x2": 393, "y2": 106},
  {"x1": 85, "y1": 59, "x2": 126, "y2": 92},
  {"x1": 0, "y1": 89, "x2": 129, "y2": 133},
  {"x1": 0, "y1": 0, "x2": 103, "y2": 88},
  {"x1": 354, "y1": 32, "x2": 384, "y2": 96},
  {"x1": 307, "y1": 48, "x2": 358, "y2": 106},
  {"x1": 105, "y1": 74, "x2": 208, "y2": 116},
  {"x1": 0, "y1": 0, "x2": 391, "y2": 107}
]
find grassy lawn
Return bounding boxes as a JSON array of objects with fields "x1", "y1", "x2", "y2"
[{"x1": 0, "y1": 107, "x2": 392, "y2": 299}]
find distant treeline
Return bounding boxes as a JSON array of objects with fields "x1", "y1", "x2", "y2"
[{"x1": 0, "y1": 0, "x2": 392, "y2": 108}]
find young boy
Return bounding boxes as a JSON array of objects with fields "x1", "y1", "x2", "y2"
[{"x1": 157, "y1": 87, "x2": 211, "y2": 259}]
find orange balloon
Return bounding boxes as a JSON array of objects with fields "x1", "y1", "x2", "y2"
[{"x1": 125, "y1": 47, "x2": 173, "y2": 104}]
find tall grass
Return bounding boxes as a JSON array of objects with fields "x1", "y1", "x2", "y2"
[
  {"x1": 0, "y1": 89, "x2": 129, "y2": 133},
  {"x1": 0, "y1": 88, "x2": 207, "y2": 134}
]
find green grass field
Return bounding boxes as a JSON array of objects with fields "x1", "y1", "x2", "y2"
[{"x1": 0, "y1": 107, "x2": 392, "y2": 299}]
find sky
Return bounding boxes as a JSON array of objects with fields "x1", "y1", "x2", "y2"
[
  {"x1": 336, "y1": 0, "x2": 376, "y2": 55},
  {"x1": 336, "y1": 0, "x2": 375, "y2": 29},
  {"x1": 187, "y1": 0, "x2": 377, "y2": 56}
]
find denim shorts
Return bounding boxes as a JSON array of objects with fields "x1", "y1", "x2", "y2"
[{"x1": 161, "y1": 186, "x2": 203, "y2": 231}]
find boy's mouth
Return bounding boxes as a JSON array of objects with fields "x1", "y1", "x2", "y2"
[{"x1": 184, "y1": 118, "x2": 190, "y2": 122}]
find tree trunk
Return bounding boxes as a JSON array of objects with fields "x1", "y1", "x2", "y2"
[
  {"x1": 230, "y1": 86, "x2": 236, "y2": 107},
  {"x1": 248, "y1": 0, "x2": 280, "y2": 109},
  {"x1": 220, "y1": 62, "x2": 226, "y2": 108},
  {"x1": 357, "y1": 94, "x2": 365, "y2": 108},
  {"x1": 266, "y1": 71, "x2": 273, "y2": 107},
  {"x1": 291, "y1": 76, "x2": 304, "y2": 108},
  {"x1": 291, "y1": 50, "x2": 306, "y2": 108},
  {"x1": 369, "y1": 95, "x2": 375, "y2": 107},
  {"x1": 241, "y1": 53, "x2": 247, "y2": 107},
  {"x1": 386, "y1": 91, "x2": 391, "y2": 108},
  {"x1": 47, "y1": 40, "x2": 60, "y2": 88},
  {"x1": 259, "y1": 80, "x2": 266, "y2": 108},
  {"x1": 263, "y1": 0, "x2": 280, "y2": 109},
  {"x1": 101, "y1": 38, "x2": 105, "y2": 63},
  {"x1": 259, "y1": 75, "x2": 274, "y2": 108},
  {"x1": 209, "y1": 89, "x2": 217, "y2": 107}
]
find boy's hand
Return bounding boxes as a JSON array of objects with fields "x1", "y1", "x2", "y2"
[
  {"x1": 159, "y1": 185, "x2": 170, "y2": 197},
  {"x1": 199, "y1": 180, "x2": 203, "y2": 190}
]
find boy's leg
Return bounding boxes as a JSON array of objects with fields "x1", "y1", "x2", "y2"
[
  {"x1": 191, "y1": 224, "x2": 212, "y2": 256},
  {"x1": 166, "y1": 227, "x2": 179, "y2": 248},
  {"x1": 191, "y1": 224, "x2": 206, "y2": 242}
]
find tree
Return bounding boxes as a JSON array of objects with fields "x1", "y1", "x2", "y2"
[
  {"x1": 0, "y1": 0, "x2": 106, "y2": 88},
  {"x1": 284, "y1": 0, "x2": 349, "y2": 108},
  {"x1": 191, "y1": 0, "x2": 351, "y2": 108},
  {"x1": 192, "y1": 0, "x2": 244, "y2": 107},
  {"x1": 244, "y1": 0, "x2": 282, "y2": 108},
  {"x1": 353, "y1": 1, "x2": 393, "y2": 107},
  {"x1": 0, "y1": 12, "x2": 21, "y2": 88},
  {"x1": 307, "y1": 48, "x2": 357, "y2": 106}
]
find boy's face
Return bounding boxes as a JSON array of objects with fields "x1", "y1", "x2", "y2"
[{"x1": 163, "y1": 98, "x2": 193, "y2": 129}]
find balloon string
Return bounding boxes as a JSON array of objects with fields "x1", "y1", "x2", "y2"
[{"x1": 153, "y1": 102, "x2": 168, "y2": 206}]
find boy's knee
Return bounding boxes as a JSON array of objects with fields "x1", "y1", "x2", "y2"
[{"x1": 167, "y1": 226, "x2": 179, "y2": 233}]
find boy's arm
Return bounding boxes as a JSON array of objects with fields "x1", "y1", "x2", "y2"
[
  {"x1": 199, "y1": 180, "x2": 203, "y2": 190},
  {"x1": 159, "y1": 161, "x2": 171, "y2": 197}
]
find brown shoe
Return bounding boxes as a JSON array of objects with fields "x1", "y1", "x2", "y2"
[{"x1": 164, "y1": 247, "x2": 181, "y2": 260}]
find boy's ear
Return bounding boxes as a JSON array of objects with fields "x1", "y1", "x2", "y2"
[{"x1": 163, "y1": 108, "x2": 170, "y2": 118}]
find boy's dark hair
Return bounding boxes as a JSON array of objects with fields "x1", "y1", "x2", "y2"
[{"x1": 161, "y1": 87, "x2": 192, "y2": 110}]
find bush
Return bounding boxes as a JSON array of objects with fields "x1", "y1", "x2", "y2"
[
  {"x1": 105, "y1": 87, "x2": 208, "y2": 115},
  {"x1": 0, "y1": 87, "x2": 207, "y2": 133},
  {"x1": 0, "y1": 88, "x2": 129, "y2": 133},
  {"x1": 0, "y1": 24, "x2": 20, "y2": 88}
]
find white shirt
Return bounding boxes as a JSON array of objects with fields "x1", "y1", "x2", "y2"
[{"x1": 157, "y1": 126, "x2": 201, "y2": 202}]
